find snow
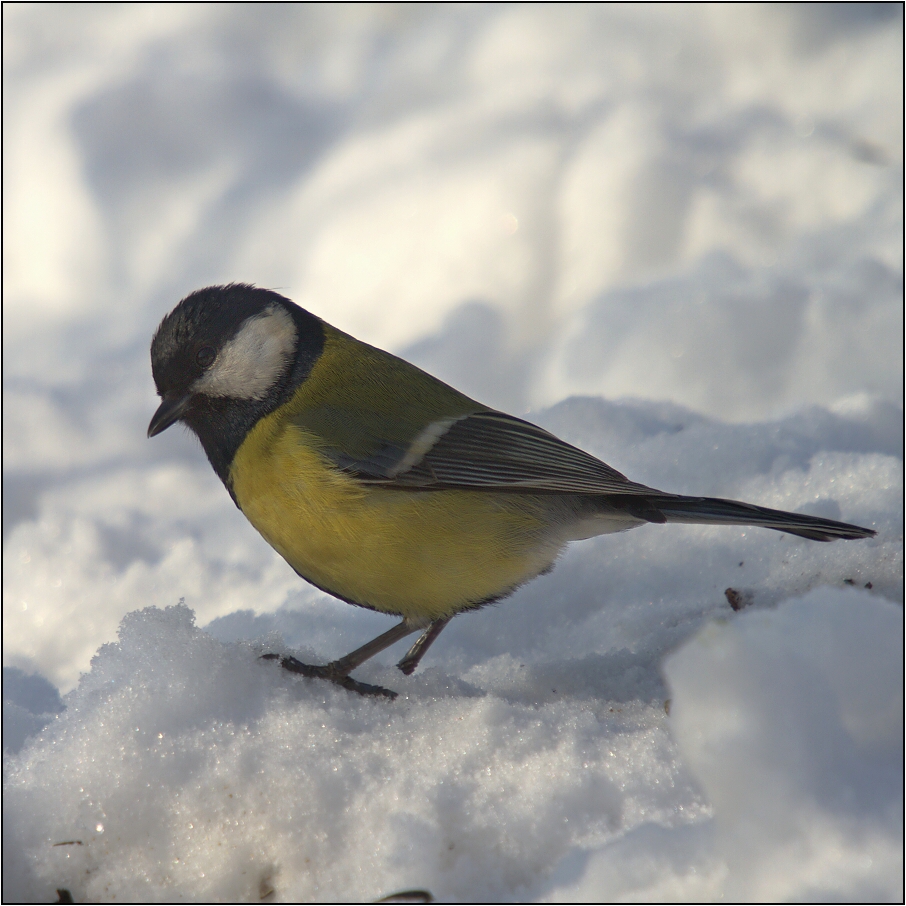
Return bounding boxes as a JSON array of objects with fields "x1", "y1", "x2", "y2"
[{"x1": 3, "y1": 5, "x2": 902, "y2": 902}]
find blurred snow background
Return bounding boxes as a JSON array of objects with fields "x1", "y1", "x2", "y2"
[{"x1": 3, "y1": 4, "x2": 902, "y2": 902}]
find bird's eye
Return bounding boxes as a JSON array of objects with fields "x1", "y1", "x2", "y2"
[{"x1": 195, "y1": 346, "x2": 216, "y2": 369}]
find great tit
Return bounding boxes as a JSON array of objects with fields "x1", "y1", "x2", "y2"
[{"x1": 149, "y1": 283, "x2": 875, "y2": 698}]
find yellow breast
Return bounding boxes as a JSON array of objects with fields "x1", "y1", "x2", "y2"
[{"x1": 229, "y1": 413, "x2": 564, "y2": 621}]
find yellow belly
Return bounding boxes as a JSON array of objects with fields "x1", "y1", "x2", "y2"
[{"x1": 229, "y1": 415, "x2": 563, "y2": 621}]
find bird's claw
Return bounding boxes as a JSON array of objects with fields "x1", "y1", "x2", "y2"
[{"x1": 261, "y1": 653, "x2": 398, "y2": 699}]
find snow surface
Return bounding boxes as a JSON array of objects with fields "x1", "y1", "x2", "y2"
[{"x1": 3, "y1": 5, "x2": 903, "y2": 902}]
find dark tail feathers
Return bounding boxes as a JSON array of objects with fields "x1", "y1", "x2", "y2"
[{"x1": 608, "y1": 494, "x2": 875, "y2": 542}]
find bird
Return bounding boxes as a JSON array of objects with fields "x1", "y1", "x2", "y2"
[{"x1": 149, "y1": 283, "x2": 875, "y2": 698}]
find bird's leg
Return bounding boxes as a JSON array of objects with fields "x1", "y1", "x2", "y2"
[
  {"x1": 397, "y1": 617, "x2": 451, "y2": 675},
  {"x1": 328, "y1": 620, "x2": 420, "y2": 677},
  {"x1": 262, "y1": 619, "x2": 419, "y2": 699}
]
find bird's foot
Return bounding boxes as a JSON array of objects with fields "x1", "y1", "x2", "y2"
[
  {"x1": 396, "y1": 652, "x2": 419, "y2": 676},
  {"x1": 260, "y1": 653, "x2": 398, "y2": 700}
]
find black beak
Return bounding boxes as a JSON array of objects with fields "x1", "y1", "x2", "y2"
[{"x1": 148, "y1": 394, "x2": 192, "y2": 438}]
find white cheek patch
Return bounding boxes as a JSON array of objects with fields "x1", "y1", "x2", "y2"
[{"x1": 193, "y1": 305, "x2": 297, "y2": 400}]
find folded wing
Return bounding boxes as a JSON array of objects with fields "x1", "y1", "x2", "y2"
[
  {"x1": 314, "y1": 409, "x2": 874, "y2": 542},
  {"x1": 330, "y1": 410, "x2": 657, "y2": 495}
]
